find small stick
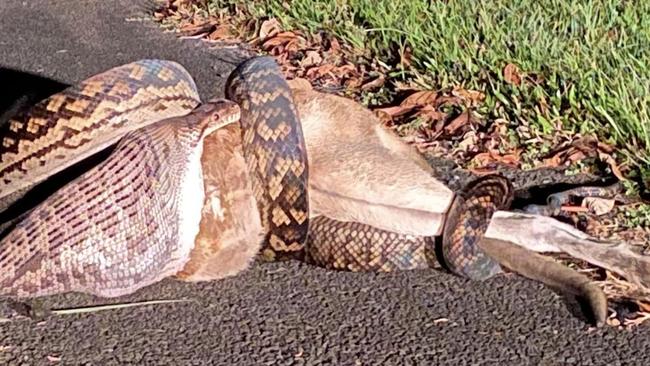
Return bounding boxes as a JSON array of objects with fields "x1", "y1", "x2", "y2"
[{"x1": 51, "y1": 299, "x2": 195, "y2": 315}]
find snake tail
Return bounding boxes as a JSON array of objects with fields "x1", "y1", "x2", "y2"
[
  {"x1": 225, "y1": 56, "x2": 310, "y2": 261},
  {"x1": 442, "y1": 174, "x2": 514, "y2": 280}
]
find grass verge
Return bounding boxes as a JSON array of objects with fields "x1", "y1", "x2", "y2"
[{"x1": 185, "y1": 0, "x2": 649, "y2": 191}]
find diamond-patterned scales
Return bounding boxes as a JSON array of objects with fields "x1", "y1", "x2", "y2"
[{"x1": 225, "y1": 56, "x2": 310, "y2": 261}]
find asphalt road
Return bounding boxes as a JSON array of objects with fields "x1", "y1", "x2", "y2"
[{"x1": 1, "y1": 1, "x2": 649, "y2": 365}]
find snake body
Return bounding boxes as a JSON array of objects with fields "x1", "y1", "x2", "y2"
[
  {"x1": 0, "y1": 60, "x2": 200, "y2": 211},
  {"x1": 225, "y1": 57, "x2": 310, "y2": 262},
  {"x1": 0, "y1": 96, "x2": 239, "y2": 297},
  {"x1": 0, "y1": 57, "x2": 606, "y2": 324}
]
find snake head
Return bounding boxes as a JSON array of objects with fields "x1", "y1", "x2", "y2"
[{"x1": 194, "y1": 98, "x2": 241, "y2": 137}]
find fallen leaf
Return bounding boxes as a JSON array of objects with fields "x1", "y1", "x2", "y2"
[
  {"x1": 401, "y1": 90, "x2": 438, "y2": 107},
  {"x1": 444, "y1": 111, "x2": 471, "y2": 134},
  {"x1": 598, "y1": 151, "x2": 627, "y2": 181},
  {"x1": 582, "y1": 197, "x2": 616, "y2": 216},
  {"x1": 361, "y1": 75, "x2": 385, "y2": 91},
  {"x1": 300, "y1": 50, "x2": 322, "y2": 68},
  {"x1": 457, "y1": 131, "x2": 478, "y2": 151},
  {"x1": 336, "y1": 63, "x2": 357, "y2": 75},
  {"x1": 374, "y1": 105, "x2": 417, "y2": 118},
  {"x1": 401, "y1": 46, "x2": 413, "y2": 67},
  {"x1": 542, "y1": 154, "x2": 563, "y2": 167},
  {"x1": 259, "y1": 18, "x2": 281, "y2": 40},
  {"x1": 452, "y1": 88, "x2": 485, "y2": 106},
  {"x1": 566, "y1": 148, "x2": 587, "y2": 163},
  {"x1": 179, "y1": 21, "x2": 215, "y2": 36},
  {"x1": 472, "y1": 150, "x2": 520, "y2": 167},
  {"x1": 597, "y1": 141, "x2": 615, "y2": 154},
  {"x1": 434, "y1": 95, "x2": 463, "y2": 108},
  {"x1": 561, "y1": 205, "x2": 589, "y2": 213},
  {"x1": 637, "y1": 301, "x2": 650, "y2": 313},
  {"x1": 207, "y1": 25, "x2": 235, "y2": 41},
  {"x1": 328, "y1": 36, "x2": 341, "y2": 54},
  {"x1": 345, "y1": 76, "x2": 364, "y2": 89},
  {"x1": 414, "y1": 105, "x2": 445, "y2": 122},
  {"x1": 305, "y1": 63, "x2": 335, "y2": 79},
  {"x1": 503, "y1": 63, "x2": 522, "y2": 86},
  {"x1": 262, "y1": 32, "x2": 298, "y2": 50}
]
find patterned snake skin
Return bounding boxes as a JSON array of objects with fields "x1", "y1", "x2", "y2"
[
  {"x1": 225, "y1": 57, "x2": 310, "y2": 262},
  {"x1": 0, "y1": 60, "x2": 200, "y2": 208},
  {"x1": 0, "y1": 97, "x2": 240, "y2": 297},
  {"x1": 222, "y1": 57, "x2": 512, "y2": 281},
  {"x1": 305, "y1": 175, "x2": 513, "y2": 280},
  {"x1": 0, "y1": 57, "x2": 514, "y2": 298}
]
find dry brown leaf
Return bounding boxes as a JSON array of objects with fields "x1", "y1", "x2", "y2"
[
  {"x1": 259, "y1": 18, "x2": 281, "y2": 40},
  {"x1": 336, "y1": 63, "x2": 357, "y2": 75},
  {"x1": 582, "y1": 197, "x2": 616, "y2": 216},
  {"x1": 401, "y1": 46, "x2": 413, "y2": 67},
  {"x1": 542, "y1": 145, "x2": 589, "y2": 167},
  {"x1": 374, "y1": 105, "x2": 417, "y2": 118},
  {"x1": 638, "y1": 301, "x2": 650, "y2": 312},
  {"x1": 262, "y1": 32, "x2": 298, "y2": 49},
  {"x1": 457, "y1": 131, "x2": 479, "y2": 152},
  {"x1": 598, "y1": 151, "x2": 627, "y2": 181},
  {"x1": 414, "y1": 105, "x2": 445, "y2": 122},
  {"x1": 452, "y1": 88, "x2": 485, "y2": 106},
  {"x1": 566, "y1": 148, "x2": 587, "y2": 163},
  {"x1": 374, "y1": 110, "x2": 394, "y2": 125},
  {"x1": 300, "y1": 50, "x2": 322, "y2": 68},
  {"x1": 471, "y1": 150, "x2": 520, "y2": 167},
  {"x1": 597, "y1": 141, "x2": 616, "y2": 154},
  {"x1": 208, "y1": 25, "x2": 235, "y2": 41},
  {"x1": 401, "y1": 90, "x2": 438, "y2": 107},
  {"x1": 561, "y1": 206, "x2": 590, "y2": 213},
  {"x1": 542, "y1": 154, "x2": 563, "y2": 168},
  {"x1": 444, "y1": 111, "x2": 471, "y2": 134},
  {"x1": 305, "y1": 63, "x2": 335, "y2": 79},
  {"x1": 503, "y1": 63, "x2": 522, "y2": 86},
  {"x1": 435, "y1": 95, "x2": 464, "y2": 108},
  {"x1": 328, "y1": 36, "x2": 341, "y2": 54},
  {"x1": 179, "y1": 21, "x2": 215, "y2": 36},
  {"x1": 361, "y1": 75, "x2": 385, "y2": 91}
]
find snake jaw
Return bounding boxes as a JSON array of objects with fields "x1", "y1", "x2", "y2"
[{"x1": 195, "y1": 99, "x2": 241, "y2": 137}]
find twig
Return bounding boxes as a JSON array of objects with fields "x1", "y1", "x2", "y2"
[{"x1": 51, "y1": 298, "x2": 194, "y2": 315}]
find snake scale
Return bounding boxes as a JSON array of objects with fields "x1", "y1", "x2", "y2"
[{"x1": 0, "y1": 57, "x2": 606, "y2": 325}]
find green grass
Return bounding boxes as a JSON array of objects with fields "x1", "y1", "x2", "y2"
[{"x1": 199, "y1": 0, "x2": 650, "y2": 188}]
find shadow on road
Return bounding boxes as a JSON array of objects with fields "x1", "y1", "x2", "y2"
[{"x1": 0, "y1": 68, "x2": 112, "y2": 235}]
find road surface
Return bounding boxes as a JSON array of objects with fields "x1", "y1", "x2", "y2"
[{"x1": 0, "y1": 1, "x2": 648, "y2": 364}]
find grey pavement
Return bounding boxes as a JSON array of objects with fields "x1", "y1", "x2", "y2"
[{"x1": 0, "y1": 1, "x2": 649, "y2": 365}]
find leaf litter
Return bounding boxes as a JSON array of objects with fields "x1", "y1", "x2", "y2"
[{"x1": 153, "y1": 0, "x2": 650, "y2": 327}]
